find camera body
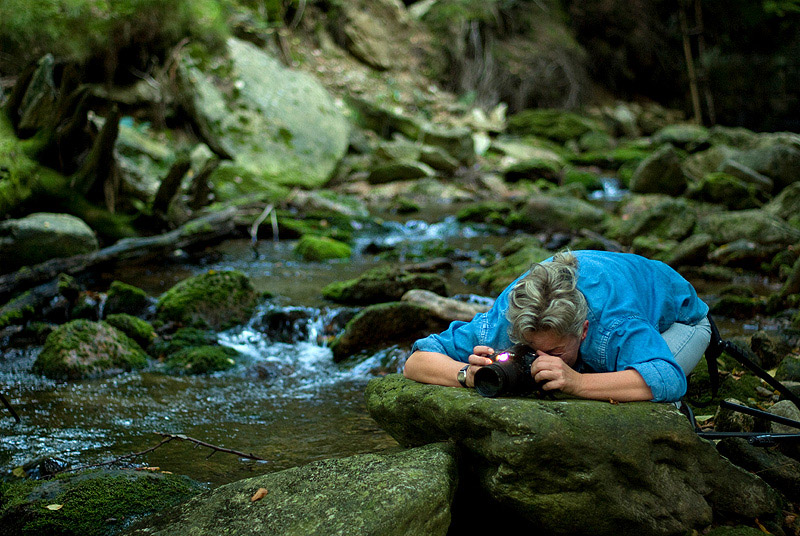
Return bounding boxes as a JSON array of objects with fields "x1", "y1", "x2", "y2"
[{"x1": 473, "y1": 344, "x2": 540, "y2": 398}]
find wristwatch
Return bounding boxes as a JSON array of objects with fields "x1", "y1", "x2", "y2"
[{"x1": 457, "y1": 364, "x2": 469, "y2": 387}]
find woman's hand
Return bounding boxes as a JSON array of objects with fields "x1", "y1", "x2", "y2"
[
  {"x1": 464, "y1": 346, "x2": 495, "y2": 387},
  {"x1": 530, "y1": 352, "x2": 583, "y2": 395}
]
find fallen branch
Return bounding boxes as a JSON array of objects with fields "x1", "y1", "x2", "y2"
[
  {"x1": 0, "y1": 208, "x2": 237, "y2": 303},
  {"x1": 53, "y1": 431, "x2": 267, "y2": 476}
]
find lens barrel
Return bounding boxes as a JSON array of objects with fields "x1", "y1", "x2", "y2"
[{"x1": 474, "y1": 353, "x2": 535, "y2": 398}]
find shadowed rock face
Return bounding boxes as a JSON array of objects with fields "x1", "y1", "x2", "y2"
[
  {"x1": 366, "y1": 375, "x2": 780, "y2": 536},
  {"x1": 124, "y1": 443, "x2": 458, "y2": 536}
]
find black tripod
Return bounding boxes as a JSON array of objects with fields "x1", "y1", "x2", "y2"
[{"x1": 682, "y1": 316, "x2": 800, "y2": 446}]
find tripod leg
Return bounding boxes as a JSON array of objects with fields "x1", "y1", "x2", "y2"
[{"x1": 0, "y1": 392, "x2": 21, "y2": 424}]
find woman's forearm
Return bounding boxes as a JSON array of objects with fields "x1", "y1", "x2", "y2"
[
  {"x1": 573, "y1": 369, "x2": 654, "y2": 402},
  {"x1": 403, "y1": 351, "x2": 466, "y2": 387}
]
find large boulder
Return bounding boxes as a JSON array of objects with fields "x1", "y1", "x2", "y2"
[
  {"x1": 732, "y1": 143, "x2": 800, "y2": 191},
  {"x1": 0, "y1": 213, "x2": 99, "y2": 273},
  {"x1": 330, "y1": 301, "x2": 448, "y2": 362},
  {"x1": 156, "y1": 270, "x2": 258, "y2": 330},
  {"x1": 322, "y1": 267, "x2": 448, "y2": 305},
  {"x1": 125, "y1": 443, "x2": 458, "y2": 536},
  {"x1": 513, "y1": 194, "x2": 608, "y2": 234},
  {"x1": 696, "y1": 210, "x2": 800, "y2": 248},
  {"x1": 629, "y1": 144, "x2": 688, "y2": 196},
  {"x1": 31, "y1": 319, "x2": 148, "y2": 380},
  {"x1": 365, "y1": 375, "x2": 780, "y2": 536},
  {"x1": 175, "y1": 38, "x2": 350, "y2": 191},
  {"x1": 1, "y1": 469, "x2": 202, "y2": 536}
]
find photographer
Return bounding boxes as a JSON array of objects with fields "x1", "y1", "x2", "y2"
[{"x1": 403, "y1": 250, "x2": 711, "y2": 402}]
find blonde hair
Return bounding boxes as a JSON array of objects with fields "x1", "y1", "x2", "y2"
[{"x1": 506, "y1": 251, "x2": 588, "y2": 342}]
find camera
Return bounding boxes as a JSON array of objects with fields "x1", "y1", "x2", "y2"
[{"x1": 473, "y1": 344, "x2": 540, "y2": 398}]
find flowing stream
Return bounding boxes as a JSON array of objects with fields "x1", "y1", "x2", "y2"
[{"x1": 0, "y1": 213, "x2": 507, "y2": 486}]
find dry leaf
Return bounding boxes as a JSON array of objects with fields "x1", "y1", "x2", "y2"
[
  {"x1": 12, "y1": 467, "x2": 26, "y2": 478},
  {"x1": 250, "y1": 488, "x2": 268, "y2": 502},
  {"x1": 46, "y1": 504, "x2": 63, "y2": 511},
  {"x1": 608, "y1": 398, "x2": 619, "y2": 405},
  {"x1": 136, "y1": 467, "x2": 160, "y2": 471}
]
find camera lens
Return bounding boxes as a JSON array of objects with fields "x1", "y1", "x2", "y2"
[{"x1": 474, "y1": 365, "x2": 507, "y2": 398}]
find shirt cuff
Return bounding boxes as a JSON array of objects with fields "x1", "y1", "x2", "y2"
[{"x1": 627, "y1": 361, "x2": 686, "y2": 403}]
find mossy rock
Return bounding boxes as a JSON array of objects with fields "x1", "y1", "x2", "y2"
[
  {"x1": 294, "y1": 235, "x2": 352, "y2": 261},
  {"x1": 688, "y1": 172, "x2": 762, "y2": 210},
  {"x1": 149, "y1": 327, "x2": 218, "y2": 359},
  {"x1": 156, "y1": 270, "x2": 258, "y2": 330},
  {"x1": 0, "y1": 468, "x2": 203, "y2": 536},
  {"x1": 103, "y1": 314, "x2": 156, "y2": 348},
  {"x1": 477, "y1": 243, "x2": 552, "y2": 295},
  {"x1": 164, "y1": 345, "x2": 240, "y2": 374},
  {"x1": 507, "y1": 109, "x2": 604, "y2": 144},
  {"x1": 710, "y1": 295, "x2": 765, "y2": 320},
  {"x1": 455, "y1": 201, "x2": 514, "y2": 225},
  {"x1": 322, "y1": 267, "x2": 447, "y2": 305},
  {"x1": 776, "y1": 356, "x2": 800, "y2": 382},
  {"x1": 105, "y1": 281, "x2": 150, "y2": 316},
  {"x1": 31, "y1": 320, "x2": 148, "y2": 380}
]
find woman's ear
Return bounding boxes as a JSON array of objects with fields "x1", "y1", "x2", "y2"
[{"x1": 581, "y1": 320, "x2": 589, "y2": 341}]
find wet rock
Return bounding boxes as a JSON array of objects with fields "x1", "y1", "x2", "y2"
[
  {"x1": 294, "y1": 235, "x2": 352, "y2": 261},
  {"x1": 31, "y1": 319, "x2": 148, "y2": 380},
  {"x1": 763, "y1": 181, "x2": 800, "y2": 224},
  {"x1": 365, "y1": 375, "x2": 780, "y2": 536},
  {"x1": 156, "y1": 270, "x2": 258, "y2": 330},
  {"x1": 717, "y1": 159, "x2": 773, "y2": 194},
  {"x1": 697, "y1": 210, "x2": 800, "y2": 249},
  {"x1": 0, "y1": 468, "x2": 202, "y2": 536},
  {"x1": 768, "y1": 400, "x2": 800, "y2": 460},
  {"x1": 776, "y1": 356, "x2": 800, "y2": 382},
  {"x1": 507, "y1": 109, "x2": 604, "y2": 143},
  {"x1": 629, "y1": 144, "x2": 688, "y2": 196},
  {"x1": 665, "y1": 233, "x2": 713, "y2": 267},
  {"x1": 716, "y1": 438, "x2": 800, "y2": 502},
  {"x1": 681, "y1": 145, "x2": 737, "y2": 182},
  {"x1": 472, "y1": 237, "x2": 550, "y2": 295},
  {"x1": 322, "y1": 267, "x2": 447, "y2": 305},
  {"x1": 401, "y1": 289, "x2": 491, "y2": 323},
  {"x1": 707, "y1": 239, "x2": 776, "y2": 268},
  {"x1": 330, "y1": 302, "x2": 447, "y2": 362},
  {"x1": 256, "y1": 307, "x2": 316, "y2": 344},
  {"x1": 749, "y1": 331, "x2": 793, "y2": 370},
  {"x1": 0, "y1": 212, "x2": 99, "y2": 273},
  {"x1": 652, "y1": 123, "x2": 710, "y2": 152},
  {"x1": 502, "y1": 157, "x2": 563, "y2": 183},
  {"x1": 124, "y1": 443, "x2": 457, "y2": 536},
  {"x1": 175, "y1": 38, "x2": 350, "y2": 190},
  {"x1": 714, "y1": 398, "x2": 758, "y2": 433},
  {"x1": 732, "y1": 143, "x2": 800, "y2": 191},
  {"x1": 103, "y1": 313, "x2": 156, "y2": 349},
  {"x1": 328, "y1": 0, "x2": 415, "y2": 71},
  {"x1": 710, "y1": 286, "x2": 764, "y2": 319},
  {"x1": 105, "y1": 280, "x2": 151, "y2": 317},
  {"x1": 609, "y1": 197, "x2": 697, "y2": 245},
  {"x1": 513, "y1": 194, "x2": 608, "y2": 234},
  {"x1": 367, "y1": 161, "x2": 435, "y2": 184},
  {"x1": 164, "y1": 345, "x2": 240, "y2": 374},
  {"x1": 687, "y1": 172, "x2": 763, "y2": 210}
]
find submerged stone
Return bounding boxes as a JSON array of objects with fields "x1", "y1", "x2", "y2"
[
  {"x1": 125, "y1": 443, "x2": 458, "y2": 536},
  {"x1": 294, "y1": 235, "x2": 352, "y2": 261},
  {"x1": 156, "y1": 270, "x2": 258, "y2": 330},
  {"x1": 365, "y1": 375, "x2": 780, "y2": 536},
  {"x1": 32, "y1": 319, "x2": 148, "y2": 380}
]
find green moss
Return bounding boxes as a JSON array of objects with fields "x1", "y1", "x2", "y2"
[
  {"x1": 477, "y1": 244, "x2": 551, "y2": 295},
  {"x1": 149, "y1": 327, "x2": 218, "y2": 359},
  {"x1": 103, "y1": 314, "x2": 156, "y2": 348},
  {"x1": 105, "y1": 280, "x2": 149, "y2": 315},
  {"x1": 156, "y1": 270, "x2": 258, "y2": 330},
  {"x1": 164, "y1": 344, "x2": 240, "y2": 374},
  {"x1": 0, "y1": 468, "x2": 202, "y2": 536},
  {"x1": 321, "y1": 267, "x2": 448, "y2": 305},
  {"x1": 295, "y1": 235, "x2": 352, "y2": 261},
  {"x1": 0, "y1": 291, "x2": 35, "y2": 329},
  {"x1": 31, "y1": 319, "x2": 148, "y2": 380},
  {"x1": 507, "y1": 109, "x2": 605, "y2": 144}
]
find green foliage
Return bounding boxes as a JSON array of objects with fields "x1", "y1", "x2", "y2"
[{"x1": 0, "y1": 0, "x2": 230, "y2": 74}]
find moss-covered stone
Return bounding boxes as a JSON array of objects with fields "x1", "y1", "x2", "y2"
[
  {"x1": 322, "y1": 267, "x2": 448, "y2": 305},
  {"x1": 0, "y1": 468, "x2": 202, "y2": 536},
  {"x1": 125, "y1": 444, "x2": 457, "y2": 536},
  {"x1": 455, "y1": 201, "x2": 514, "y2": 225},
  {"x1": 105, "y1": 281, "x2": 150, "y2": 317},
  {"x1": 710, "y1": 294, "x2": 765, "y2": 320},
  {"x1": 776, "y1": 356, "x2": 800, "y2": 382},
  {"x1": 475, "y1": 242, "x2": 552, "y2": 295},
  {"x1": 0, "y1": 290, "x2": 36, "y2": 329},
  {"x1": 330, "y1": 302, "x2": 448, "y2": 362},
  {"x1": 365, "y1": 375, "x2": 779, "y2": 536},
  {"x1": 149, "y1": 327, "x2": 218, "y2": 359},
  {"x1": 508, "y1": 109, "x2": 605, "y2": 143},
  {"x1": 31, "y1": 319, "x2": 148, "y2": 380},
  {"x1": 688, "y1": 172, "x2": 762, "y2": 210},
  {"x1": 164, "y1": 345, "x2": 240, "y2": 374},
  {"x1": 510, "y1": 194, "x2": 608, "y2": 234},
  {"x1": 103, "y1": 314, "x2": 156, "y2": 348},
  {"x1": 629, "y1": 144, "x2": 688, "y2": 196},
  {"x1": 697, "y1": 209, "x2": 800, "y2": 248},
  {"x1": 294, "y1": 235, "x2": 352, "y2": 261},
  {"x1": 156, "y1": 270, "x2": 258, "y2": 330}
]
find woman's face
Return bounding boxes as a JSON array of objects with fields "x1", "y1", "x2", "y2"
[{"x1": 522, "y1": 320, "x2": 588, "y2": 368}]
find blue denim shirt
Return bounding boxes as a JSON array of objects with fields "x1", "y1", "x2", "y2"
[{"x1": 411, "y1": 251, "x2": 709, "y2": 402}]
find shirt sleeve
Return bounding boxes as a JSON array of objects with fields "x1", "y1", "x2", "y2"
[
  {"x1": 606, "y1": 317, "x2": 688, "y2": 402},
  {"x1": 410, "y1": 281, "x2": 518, "y2": 362}
]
